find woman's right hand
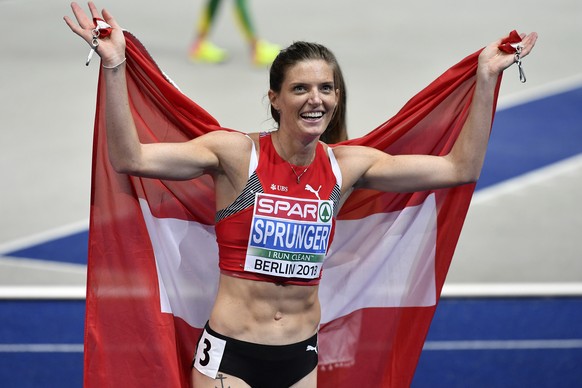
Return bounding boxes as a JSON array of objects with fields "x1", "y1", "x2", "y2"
[{"x1": 64, "y1": 2, "x2": 126, "y2": 67}]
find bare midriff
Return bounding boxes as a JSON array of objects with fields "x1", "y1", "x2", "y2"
[{"x1": 207, "y1": 273, "x2": 321, "y2": 345}]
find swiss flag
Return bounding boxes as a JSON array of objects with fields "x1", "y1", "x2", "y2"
[{"x1": 84, "y1": 32, "x2": 501, "y2": 387}]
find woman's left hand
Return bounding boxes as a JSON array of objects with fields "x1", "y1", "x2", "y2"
[{"x1": 478, "y1": 31, "x2": 538, "y2": 78}]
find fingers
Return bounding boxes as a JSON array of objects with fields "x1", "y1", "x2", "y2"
[
  {"x1": 65, "y1": 2, "x2": 108, "y2": 31},
  {"x1": 70, "y1": 2, "x2": 93, "y2": 29},
  {"x1": 64, "y1": 2, "x2": 95, "y2": 41},
  {"x1": 520, "y1": 32, "x2": 538, "y2": 57},
  {"x1": 510, "y1": 31, "x2": 538, "y2": 55},
  {"x1": 102, "y1": 8, "x2": 121, "y2": 30},
  {"x1": 63, "y1": 16, "x2": 87, "y2": 42},
  {"x1": 88, "y1": 1, "x2": 100, "y2": 18}
]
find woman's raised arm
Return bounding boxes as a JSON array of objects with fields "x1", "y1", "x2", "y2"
[
  {"x1": 338, "y1": 31, "x2": 538, "y2": 194},
  {"x1": 64, "y1": 2, "x2": 241, "y2": 180}
]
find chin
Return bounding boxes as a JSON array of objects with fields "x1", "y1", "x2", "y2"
[{"x1": 300, "y1": 121, "x2": 329, "y2": 137}]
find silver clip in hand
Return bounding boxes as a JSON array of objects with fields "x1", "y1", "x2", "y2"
[
  {"x1": 85, "y1": 29, "x2": 100, "y2": 66},
  {"x1": 514, "y1": 45, "x2": 526, "y2": 83}
]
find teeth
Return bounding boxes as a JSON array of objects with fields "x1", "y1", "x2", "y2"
[{"x1": 302, "y1": 112, "x2": 323, "y2": 119}]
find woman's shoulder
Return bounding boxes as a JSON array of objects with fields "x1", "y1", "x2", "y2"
[
  {"x1": 201, "y1": 129, "x2": 255, "y2": 148},
  {"x1": 327, "y1": 143, "x2": 367, "y2": 158},
  {"x1": 329, "y1": 143, "x2": 390, "y2": 182}
]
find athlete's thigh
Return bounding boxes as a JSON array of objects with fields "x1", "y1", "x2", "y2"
[
  {"x1": 191, "y1": 368, "x2": 250, "y2": 388},
  {"x1": 290, "y1": 366, "x2": 317, "y2": 388}
]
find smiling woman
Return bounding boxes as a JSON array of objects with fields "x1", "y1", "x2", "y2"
[{"x1": 62, "y1": 2, "x2": 537, "y2": 387}]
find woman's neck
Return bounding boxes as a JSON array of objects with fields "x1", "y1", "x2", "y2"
[{"x1": 272, "y1": 130, "x2": 318, "y2": 166}]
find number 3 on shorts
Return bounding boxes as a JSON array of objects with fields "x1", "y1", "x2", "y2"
[{"x1": 193, "y1": 329, "x2": 227, "y2": 379}]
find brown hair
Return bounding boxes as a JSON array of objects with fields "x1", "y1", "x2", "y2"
[{"x1": 269, "y1": 41, "x2": 348, "y2": 144}]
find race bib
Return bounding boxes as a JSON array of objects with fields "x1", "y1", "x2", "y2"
[
  {"x1": 193, "y1": 329, "x2": 226, "y2": 379},
  {"x1": 245, "y1": 193, "x2": 334, "y2": 279}
]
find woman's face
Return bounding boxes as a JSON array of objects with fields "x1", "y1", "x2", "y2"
[{"x1": 269, "y1": 59, "x2": 339, "y2": 140}]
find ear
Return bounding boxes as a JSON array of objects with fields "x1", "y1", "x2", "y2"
[{"x1": 268, "y1": 89, "x2": 279, "y2": 111}]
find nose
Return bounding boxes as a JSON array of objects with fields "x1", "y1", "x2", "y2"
[{"x1": 308, "y1": 89, "x2": 322, "y2": 105}]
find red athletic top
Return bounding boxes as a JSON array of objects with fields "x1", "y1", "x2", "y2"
[{"x1": 215, "y1": 132, "x2": 342, "y2": 285}]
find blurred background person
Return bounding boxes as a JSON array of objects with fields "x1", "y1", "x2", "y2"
[{"x1": 189, "y1": 0, "x2": 280, "y2": 66}]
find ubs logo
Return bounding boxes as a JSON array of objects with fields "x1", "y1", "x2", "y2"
[{"x1": 270, "y1": 183, "x2": 288, "y2": 192}]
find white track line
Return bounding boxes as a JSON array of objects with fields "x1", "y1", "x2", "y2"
[
  {"x1": 0, "y1": 286, "x2": 86, "y2": 300},
  {"x1": 497, "y1": 73, "x2": 582, "y2": 110},
  {"x1": 423, "y1": 339, "x2": 582, "y2": 351},
  {"x1": 441, "y1": 282, "x2": 582, "y2": 298},
  {"x1": 2, "y1": 283, "x2": 582, "y2": 300},
  {"x1": 3, "y1": 340, "x2": 581, "y2": 353},
  {"x1": 472, "y1": 153, "x2": 582, "y2": 205},
  {"x1": 0, "y1": 219, "x2": 89, "y2": 255},
  {"x1": 0, "y1": 344, "x2": 83, "y2": 353}
]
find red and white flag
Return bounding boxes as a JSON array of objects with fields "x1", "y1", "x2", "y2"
[{"x1": 84, "y1": 32, "x2": 501, "y2": 387}]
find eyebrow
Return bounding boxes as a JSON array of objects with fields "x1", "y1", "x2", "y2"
[{"x1": 288, "y1": 81, "x2": 335, "y2": 87}]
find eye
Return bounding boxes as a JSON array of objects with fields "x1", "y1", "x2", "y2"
[
  {"x1": 320, "y1": 84, "x2": 334, "y2": 93},
  {"x1": 293, "y1": 85, "x2": 307, "y2": 93}
]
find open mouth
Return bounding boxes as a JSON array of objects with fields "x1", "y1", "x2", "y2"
[{"x1": 300, "y1": 111, "x2": 324, "y2": 121}]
